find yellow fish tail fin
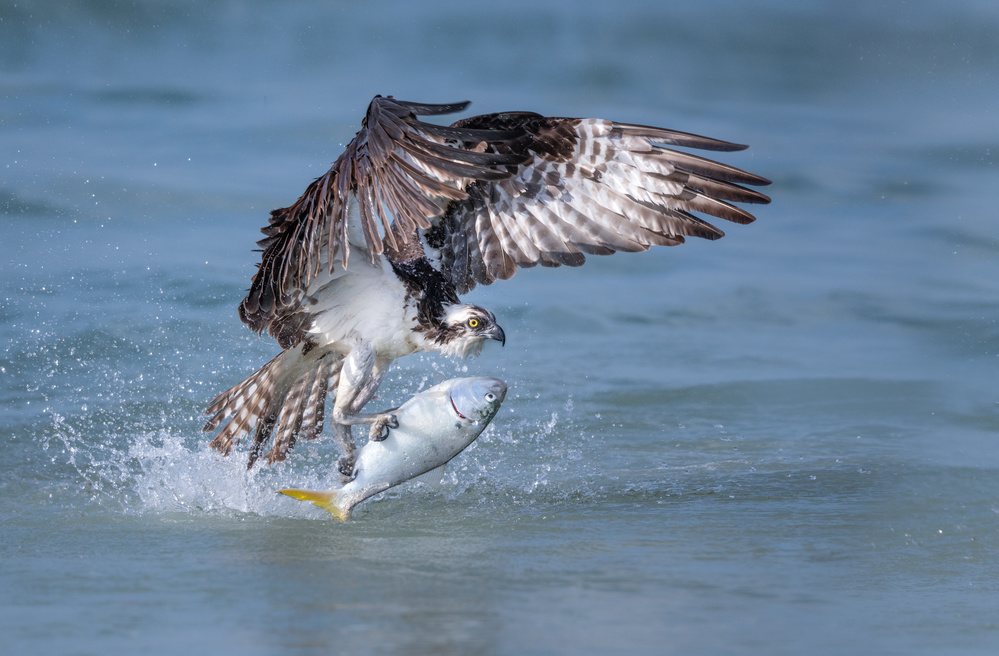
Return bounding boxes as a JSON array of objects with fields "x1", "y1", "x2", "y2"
[{"x1": 278, "y1": 489, "x2": 349, "y2": 521}]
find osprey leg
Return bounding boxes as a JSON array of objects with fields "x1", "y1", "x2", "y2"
[
  {"x1": 331, "y1": 341, "x2": 399, "y2": 454},
  {"x1": 332, "y1": 422, "x2": 357, "y2": 483}
]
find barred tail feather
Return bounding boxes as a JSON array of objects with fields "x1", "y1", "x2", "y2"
[
  {"x1": 202, "y1": 349, "x2": 341, "y2": 469},
  {"x1": 203, "y1": 352, "x2": 285, "y2": 456},
  {"x1": 258, "y1": 359, "x2": 335, "y2": 466}
]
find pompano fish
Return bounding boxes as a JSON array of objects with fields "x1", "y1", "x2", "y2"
[{"x1": 280, "y1": 377, "x2": 506, "y2": 520}]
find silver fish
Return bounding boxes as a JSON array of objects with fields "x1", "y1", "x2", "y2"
[{"x1": 280, "y1": 377, "x2": 506, "y2": 520}]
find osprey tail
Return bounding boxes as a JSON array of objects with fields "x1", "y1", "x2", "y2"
[{"x1": 203, "y1": 347, "x2": 342, "y2": 469}]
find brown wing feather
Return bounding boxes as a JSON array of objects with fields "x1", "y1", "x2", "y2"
[
  {"x1": 440, "y1": 114, "x2": 771, "y2": 293},
  {"x1": 237, "y1": 96, "x2": 530, "y2": 347}
]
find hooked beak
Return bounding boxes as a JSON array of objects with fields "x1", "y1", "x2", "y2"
[{"x1": 487, "y1": 324, "x2": 506, "y2": 347}]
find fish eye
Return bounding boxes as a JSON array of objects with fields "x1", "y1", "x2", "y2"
[
  {"x1": 468, "y1": 318, "x2": 479, "y2": 328},
  {"x1": 485, "y1": 393, "x2": 495, "y2": 401}
]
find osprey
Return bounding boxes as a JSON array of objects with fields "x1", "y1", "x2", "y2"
[{"x1": 203, "y1": 96, "x2": 770, "y2": 474}]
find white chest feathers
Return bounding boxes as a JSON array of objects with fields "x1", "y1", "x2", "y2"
[{"x1": 304, "y1": 258, "x2": 421, "y2": 358}]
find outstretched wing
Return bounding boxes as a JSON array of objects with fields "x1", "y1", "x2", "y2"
[
  {"x1": 437, "y1": 113, "x2": 772, "y2": 293},
  {"x1": 238, "y1": 96, "x2": 528, "y2": 345}
]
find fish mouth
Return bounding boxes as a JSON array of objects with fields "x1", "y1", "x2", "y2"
[{"x1": 450, "y1": 394, "x2": 467, "y2": 419}]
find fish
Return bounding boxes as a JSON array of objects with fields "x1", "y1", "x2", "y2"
[{"x1": 279, "y1": 376, "x2": 506, "y2": 520}]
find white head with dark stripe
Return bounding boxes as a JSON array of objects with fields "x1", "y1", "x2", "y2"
[{"x1": 431, "y1": 304, "x2": 505, "y2": 358}]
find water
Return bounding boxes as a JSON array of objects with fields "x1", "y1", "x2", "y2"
[{"x1": 3, "y1": 0, "x2": 999, "y2": 653}]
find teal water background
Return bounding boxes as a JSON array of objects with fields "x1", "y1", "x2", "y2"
[{"x1": 3, "y1": 1, "x2": 999, "y2": 654}]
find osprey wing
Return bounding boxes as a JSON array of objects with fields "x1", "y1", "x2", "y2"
[
  {"x1": 238, "y1": 96, "x2": 527, "y2": 346},
  {"x1": 438, "y1": 113, "x2": 772, "y2": 294}
]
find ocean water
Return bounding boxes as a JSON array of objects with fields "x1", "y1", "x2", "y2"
[{"x1": 3, "y1": 0, "x2": 999, "y2": 654}]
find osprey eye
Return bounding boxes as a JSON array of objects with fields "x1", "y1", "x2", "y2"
[{"x1": 468, "y1": 318, "x2": 479, "y2": 328}]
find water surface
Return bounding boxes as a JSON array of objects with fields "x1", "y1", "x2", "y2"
[{"x1": 3, "y1": 1, "x2": 998, "y2": 654}]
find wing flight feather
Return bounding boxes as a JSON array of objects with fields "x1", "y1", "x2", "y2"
[
  {"x1": 439, "y1": 115, "x2": 771, "y2": 293},
  {"x1": 234, "y1": 97, "x2": 771, "y2": 345}
]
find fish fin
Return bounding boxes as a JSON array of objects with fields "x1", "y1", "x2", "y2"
[
  {"x1": 278, "y1": 488, "x2": 349, "y2": 522},
  {"x1": 414, "y1": 464, "x2": 446, "y2": 489}
]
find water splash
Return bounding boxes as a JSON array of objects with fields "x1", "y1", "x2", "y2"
[{"x1": 32, "y1": 385, "x2": 594, "y2": 520}]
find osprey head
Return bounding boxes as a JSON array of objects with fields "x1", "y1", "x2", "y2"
[{"x1": 433, "y1": 304, "x2": 505, "y2": 358}]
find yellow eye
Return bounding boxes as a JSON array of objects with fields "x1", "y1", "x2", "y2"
[{"x1": 468, "y1": 318, "x2": 479, "y2": 328}]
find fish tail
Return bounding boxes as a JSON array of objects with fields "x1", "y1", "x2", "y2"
[{"x1": 278, "y1": 488, "x2": 350, "y2": 521}]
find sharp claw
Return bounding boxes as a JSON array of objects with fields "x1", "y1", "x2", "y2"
[
  {"x1": 337, "y1": 456, "x2": 355, "y2": 481},
  {"x1": 369, "y1": 413, "x2": 397, "y2": 442}
]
